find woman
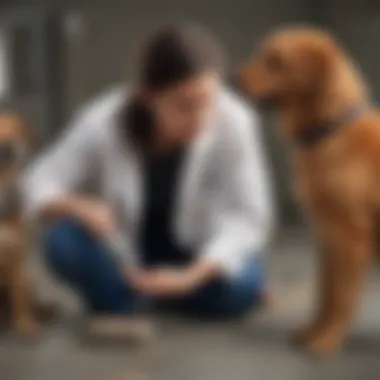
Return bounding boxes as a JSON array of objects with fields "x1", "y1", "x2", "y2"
[{"x1": 23, "y1": 24, "x2": 273, "y2": 322}]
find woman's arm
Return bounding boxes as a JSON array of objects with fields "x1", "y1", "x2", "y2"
[
  {"x1": 198, "y1": 106, "x2": 275, "y2": 279},
  {"x1": 22, "y1": 109, "x2": 100, "y2": 225}
]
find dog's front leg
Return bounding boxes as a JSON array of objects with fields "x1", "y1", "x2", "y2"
[
  {"x1": 9, "y1": 251, "x2": 38, "y2": 338},
  {"x1": 292, "y1": 243, "x2": 334, "y2": 346},
  {"x1": 303, "y1": 216, "x2": 373, "y2": 357}
]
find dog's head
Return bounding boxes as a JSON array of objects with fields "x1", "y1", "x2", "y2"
[
  {"x1": 239, "y1": 27, "x2": 341, "y2": 108},
  {"x1": 0, "y1": 114, "x2": 34, "y2": 176}
]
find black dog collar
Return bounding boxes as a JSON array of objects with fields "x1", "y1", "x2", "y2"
[{"x1": 295, "y1": 104, "x2": 369, "y2": 148}]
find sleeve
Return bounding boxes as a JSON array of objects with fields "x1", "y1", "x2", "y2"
[
  {"x1": 22, "y1": 109, "x2": 98, "y2": 221},
  {"x1": 200, "y1": 108, "x2": 275, "y2": 278}
]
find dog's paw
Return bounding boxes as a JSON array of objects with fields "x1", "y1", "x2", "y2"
[
  {"x1": 14, "y1": 317, "x2": 39, "y2": 339},
  {"x1": 304, "y1": 327, "x2": 343, "y2": 359},
  {"x1": 291, "y1": 324, "x2": 321, "y2": 347},
  {"x1": 304, "y1": 331, "x2": 342, "y2": 358}
]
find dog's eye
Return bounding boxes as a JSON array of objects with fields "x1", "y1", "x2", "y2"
[{"x1": 265, "y1": 53, "x2": 284, "y2": 72}]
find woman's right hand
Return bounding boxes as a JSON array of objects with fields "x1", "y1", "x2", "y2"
[
  {"x1": 42, "y1": 195, "x2": 116, "y2": 237},
  {"x1": 72, "y1": 198, "x2": 116, "y2": 237}
]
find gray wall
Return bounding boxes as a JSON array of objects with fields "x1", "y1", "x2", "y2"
[{"x1": 60, "y1": 1, "x2": 315, "y2": 111}]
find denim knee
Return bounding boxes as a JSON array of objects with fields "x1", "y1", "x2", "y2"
[
  {"x1": 44, "y1": 219, "x2": 88, "y2": 279},
  {"x1": 190, "y1": 281, "x2": 261, "y2": 318}
]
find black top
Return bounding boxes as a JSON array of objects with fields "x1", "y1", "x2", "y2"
[{"x1": 138, "y1": 147, "x2": 192, "y2": 267}]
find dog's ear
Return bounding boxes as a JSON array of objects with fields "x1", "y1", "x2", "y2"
[{"x1": 294, "y1": 45, "x2": 334, "y2": 96}]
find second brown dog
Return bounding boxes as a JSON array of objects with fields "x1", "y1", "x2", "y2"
[{"x1": 0, "y1": 114, "x2": 38, "y2": 337}]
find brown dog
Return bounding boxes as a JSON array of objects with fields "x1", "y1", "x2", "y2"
[
  {"x1": 0, "y1": 113, "x2": 38, "y2": 337},
  {"x1": 239, "y1": 26, "x2": 379, "y2": 357}
]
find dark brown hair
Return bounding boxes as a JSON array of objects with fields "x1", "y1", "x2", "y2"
[{"x1": 121, "y1": 24, "x2": 224, "y2": 152}]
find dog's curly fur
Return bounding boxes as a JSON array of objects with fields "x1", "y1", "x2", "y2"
[
  {"x1": 239, "y1": 26, "x2": 379, "y2": 357},
  {"x1": 0, "y1": 114, "x2": 38, "y2": 337}
]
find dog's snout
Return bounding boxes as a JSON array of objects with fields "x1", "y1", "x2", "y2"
[{"x1": 0, "y1": 143, "x2": 16, "y2": 165}]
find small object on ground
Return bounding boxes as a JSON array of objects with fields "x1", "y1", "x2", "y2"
[
  {"x1": 84, "y1": 316, "x2": 155, "y2": 344},
  {"x1": 112, "y1": 372, "x2": 145, "y2": 380}
]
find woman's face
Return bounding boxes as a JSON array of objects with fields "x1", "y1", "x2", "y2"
[{"x1": 149, "y1": 72, "x2": 220, "y2": 146}]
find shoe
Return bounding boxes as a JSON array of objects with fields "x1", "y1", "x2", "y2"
[{"x1": 84, "y1": 316, "x2": 155, "y2": 344}]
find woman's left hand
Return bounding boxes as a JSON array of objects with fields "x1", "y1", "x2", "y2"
[
  {"x1": 128, "y1": 261, "x2": 221, "y2": 298},
  {"x1": 129, "y1": 268, "x2": 196, "y2": 297}
]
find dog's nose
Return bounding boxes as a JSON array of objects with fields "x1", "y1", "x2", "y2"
[{"x1": 0, "y1": 144, "x2": 16, "y2": 165}]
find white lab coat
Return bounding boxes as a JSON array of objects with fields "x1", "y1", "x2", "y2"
[{"x1": 23, "y1": 86, "x2": 274, "y2": 278}]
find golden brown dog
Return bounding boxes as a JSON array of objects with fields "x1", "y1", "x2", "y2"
[
  {"x1": 0, "y1": 113, "x2": 38, "y2": 337},
  {"x1": 239, "y1": 26, "x2": 379, "y2": 357}
]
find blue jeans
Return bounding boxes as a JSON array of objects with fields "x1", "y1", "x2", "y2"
[{"x1": 44, "y1": 220, "x2": 266, "y2": 318}]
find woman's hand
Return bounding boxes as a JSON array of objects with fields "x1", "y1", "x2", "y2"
[
  {"x1": 73, "y1": 198, "x2": 115, "y2": 236},
  {"x1": 44, "y1": 196, "x2": 115, "y2": 237},
  {"x1": 129, "y1": 268, "x2": 197, "y2": 298},
  {"x1": 128, "y1": 260, "x2": 221, "y2": 298}
]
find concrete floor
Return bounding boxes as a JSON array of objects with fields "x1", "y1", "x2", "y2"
[{"x1": 1, "y1": 229, "x2": 380, "y2": 380}]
